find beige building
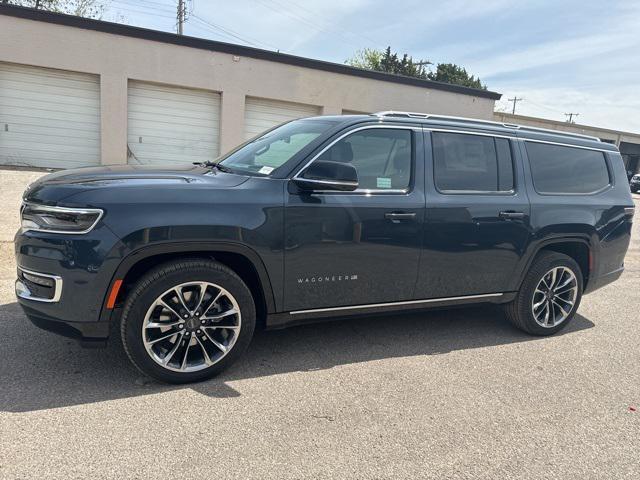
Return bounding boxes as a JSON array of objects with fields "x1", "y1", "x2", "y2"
[{"x1": 0, "y1": 5, "x2": 499, "y2": 169}]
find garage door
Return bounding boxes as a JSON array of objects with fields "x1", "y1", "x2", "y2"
[
  {"x1": 244, "y1": 97, "x2": 320, "y2": 140},
  {"x1": 0, "y1": 62, "x2": 100, "y2": 169},
  {"x1": 128, "y1": 81, "x2": 220, "y2": 165}
]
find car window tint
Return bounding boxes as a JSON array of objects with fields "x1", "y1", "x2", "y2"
[
  {"x1": 316, "y1": 129, "x2": 412, "y2": 190},
  {"x1": 525, "y1": 142, "x2": 610, "y2": 194},
  {"x1": 432, "y1": 132, "x2": 514, "y2": 192}
]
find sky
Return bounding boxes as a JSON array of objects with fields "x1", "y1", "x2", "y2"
[{"x1": 106, "y1": 0, "x2": 640, "y2": 133}]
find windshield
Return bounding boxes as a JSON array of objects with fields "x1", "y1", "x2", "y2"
[{"x1": 218, "y1": 119, "x2": 336, "y2": 175}]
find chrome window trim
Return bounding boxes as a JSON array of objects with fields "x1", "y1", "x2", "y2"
[
  {"x1": 523, "y1": 142, "x2": 613, "y2": 196},
  {"x1": 522, "y1": 138, "x2": 613, "y2": 153},
  {"x1": 297, "y1": 178, "x2": 358, "y2": 188},
  {"x1": 16, "y1": 266, "x2": 63, "y2": 303},
  {"x1": 292, "y1": 125, "x2": 419, "y2": 195},
  {"x1": 290, "y1": 293, "x2": 504, "y2": 315},
  {"x1": 21, "y1": 202, "x2": 104, "y2": 235},
  {"x1": 423, "y1": 128, "x2": 613, "y2": 153},
  {"x1": 373, "y1": 111, "x2": 602, "y2": 142},
  {"x1": 429, "y1": 129, "x2": 517, "y2": 196}
]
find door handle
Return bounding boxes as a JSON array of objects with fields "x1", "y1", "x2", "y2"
[
  {"x1": 385, "y1": 212, "x2": 416, "y2": 221},
  {"x1": 499, "y1": 211, "x2": 525, "y2": 220}
]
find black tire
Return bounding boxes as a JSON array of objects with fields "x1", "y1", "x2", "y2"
[
  {"x1": 503, "y1": 251, "x2": 583, "y2": 335},
  {"x1": 120, "y1": 258, "x2": 255, "y2": 384}
]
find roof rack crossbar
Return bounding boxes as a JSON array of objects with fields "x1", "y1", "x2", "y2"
[{"x1": 372, "y1": 111, "x2": 602, "y2": 142}]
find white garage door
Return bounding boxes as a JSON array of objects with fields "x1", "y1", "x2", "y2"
[
  {"x1": 128, "y1": 81, "x2": 220, "y2": 165},
  {"x1": 0, "y1": 63, "x2": 100, "y2": 169},
  {"x1": 244, "y1": 97, "x2": 320, "y2": 140}
]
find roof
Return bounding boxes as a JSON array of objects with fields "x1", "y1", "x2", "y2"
[
  {"x1": 0, "y1": 4, "x2": 502, "y2": 101},
  {"x1": 332, "y1": 111, "x2": 618, "y2": 151}
]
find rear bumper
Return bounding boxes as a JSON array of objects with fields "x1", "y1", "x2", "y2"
[{"x1": 583, "y1": 266, "x2": 624, "y2": 294}]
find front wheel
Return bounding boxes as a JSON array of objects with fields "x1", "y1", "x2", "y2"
[
  {"x1": 504, "y1": 251, "x2": 583, "y2": 335},
  {"x1": 120, "y1": 258, "x2": 255, "y2": 383}
]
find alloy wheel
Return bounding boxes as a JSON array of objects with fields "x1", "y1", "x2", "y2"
[
  {"x1": 531, "y1": 266, "x2": 578, "y2": 328},
  {"x1": 142, "y1": 281, "x2": 241, "y2": 372}
]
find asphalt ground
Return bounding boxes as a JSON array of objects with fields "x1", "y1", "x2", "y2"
[{"x1": 0, "y1": 168, "x2": 638, "y2": 479}]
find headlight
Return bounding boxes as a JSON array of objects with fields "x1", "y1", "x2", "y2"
[{"x1": 21, "y1": 203, "x2": 103, "y2": 234}]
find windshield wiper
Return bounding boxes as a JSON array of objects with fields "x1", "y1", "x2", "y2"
[{"x1": 197, "y1": 161, "x2": 234, "y2": 173}]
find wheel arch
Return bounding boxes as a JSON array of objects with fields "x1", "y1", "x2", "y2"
[
  {"x1": 99, "y1": 242, "x2": 276, "y2": 329},
  {"x1": 515, "y1": 237, "x2": 592, "y2": 291}
]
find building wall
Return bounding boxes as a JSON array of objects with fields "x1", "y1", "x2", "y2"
[{"x1": 0, "y1": 14, "x2": 496, "y2": 166}]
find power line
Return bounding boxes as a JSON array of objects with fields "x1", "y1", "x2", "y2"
[
  {"x1": 109, "y1": 2, "x2": 175, "y2": 20},
  {"x1": 190, "y1": 14, "x2": 277, "y2": 50},
  {"x1": 252, "y1": 0, "x2": 364, "y2": 50},
  {"x1": 508, "y1": 96, "x2": 523, "y2": 114},
  {"x1": 273, "y1": 0, "x2": 383, "y2": 49}
]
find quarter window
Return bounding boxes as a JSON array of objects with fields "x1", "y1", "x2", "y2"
[
  {"x1": 432, "y1": 132, "x2": 514, "y2": 193},
  {"x1": 525, "y1": 142, "x2": 610, "y2": 194},
  {"x1": 314, "y1": 129, "x2": 413, "y2": 190}
]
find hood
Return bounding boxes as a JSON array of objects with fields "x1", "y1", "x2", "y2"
[{"x1": 23, "y1": 164, "x2": 250, "y2": 205}]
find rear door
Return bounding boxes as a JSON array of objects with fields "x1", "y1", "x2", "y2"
[
  {"x1": 415, "y1": 129, "x2": 531, "y2": 299},
  {"x1": 283, "y1": 124, "x2": 425, "y2": 311}
]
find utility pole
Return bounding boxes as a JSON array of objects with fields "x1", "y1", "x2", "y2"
[
  {"x1": 565, "y1": 113, "x2": 580, "y2": 123},
  {"x1": 176, "y1": 0, "x2": 186, "y2": 35},
  {"x1": 507, "y1": 97, "x2": 523, "y2": 115}
]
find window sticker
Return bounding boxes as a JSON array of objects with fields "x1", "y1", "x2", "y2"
[
  {"x1": 258, "y1": 166, "x2": 274, "y2": 175},
  {"x1": 377, "y1": 177, "x2": 392, "y2": 189}
]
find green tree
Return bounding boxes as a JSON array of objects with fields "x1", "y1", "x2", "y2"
[
  {"x1": 2, "y1": 0, "x2": 107, "y2": 19},
  {"x1": 429, "y1": 63, "x2": 484, "y2": 89},
  {"x1": 348, "y1": 46, "x2": 430, "y2": 79},
  {"x1": 346, "y1": 46, "x2": 486, "y2": 90}
]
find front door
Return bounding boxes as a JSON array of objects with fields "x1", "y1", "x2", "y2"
[
  {"x1": 415, "y1": 129, "x2": 531, "y2": 299},
  {"x1": 283, "y1": 125, "x2": 425, "y2": 311}
]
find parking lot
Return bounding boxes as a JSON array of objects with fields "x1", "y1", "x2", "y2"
[{"x1": 0, "y1": 168, "x2": 638, "y2": 479}]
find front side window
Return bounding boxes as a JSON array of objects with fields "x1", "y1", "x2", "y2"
[
  {"x1": 432, "y1": 132, "x2": 514, "y2": 193},
  {"x1": 309, "y1": 128, "x2": 413, "y2": 190},
  {"x1": 525, "y1": 142, "x2": 610, "y2": 194},
  {"x1": 219, "y1": 119, "x2": 337, "y2": 175}
]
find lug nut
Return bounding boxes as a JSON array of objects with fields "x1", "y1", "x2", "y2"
[
  {"x1": 183, "y1": 314, "x2": 188, "y2": 318},
  {"x1": 197, "y1": 330, "x2": 201, "y2": 334},
  {"x1": 179, "y1": 324, "x2": 184, "y2": 329},
  {"x1": 201, "y1": 320, "x2": 205, "y2": 324},
  {"x1": 195, "y1": 312, "x2": 200, "y2": 316}
]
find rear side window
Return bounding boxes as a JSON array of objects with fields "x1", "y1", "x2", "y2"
[
  {"x1": 432, "y1": 132, "x2": 514, "y2": 193},
  {"x1": 525, "y1": 142, "x2": 610, "y2": 194}
]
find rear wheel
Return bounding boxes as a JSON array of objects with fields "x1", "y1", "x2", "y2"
[
  {"x1": 504, "y1": 251, "x2": 583, "y2": 335},
  {"x1": 120, "y1": 258, "x2": 255, "y2": 383}
]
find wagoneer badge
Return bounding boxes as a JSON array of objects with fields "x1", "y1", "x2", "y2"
[{"x1": 298, "y1": 275, "x2": 358, "y2": 284}]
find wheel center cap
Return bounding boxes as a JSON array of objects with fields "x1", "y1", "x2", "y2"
[{"x1": 185, "y1": 316, "x2": 200, "y2": 330}]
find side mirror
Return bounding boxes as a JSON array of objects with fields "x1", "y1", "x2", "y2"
[{"x1": 293, "y1": 160, "x2": 358, "y2": 192}]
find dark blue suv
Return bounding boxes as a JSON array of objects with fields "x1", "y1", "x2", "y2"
[{"x1": 15, "y1": 112, "x2": 635, "y2": 383}]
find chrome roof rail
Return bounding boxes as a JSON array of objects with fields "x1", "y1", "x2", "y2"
[{"x1": 372, "y1": 111, "x2": 602, "y2": 142}]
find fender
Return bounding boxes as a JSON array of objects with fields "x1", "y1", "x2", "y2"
[
  {"x1": 510, "y1": 235, "x2": 593, "y2": 292},
  {"x1": 98, "y1": 241, "x2": 277, "y2": 324}
]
